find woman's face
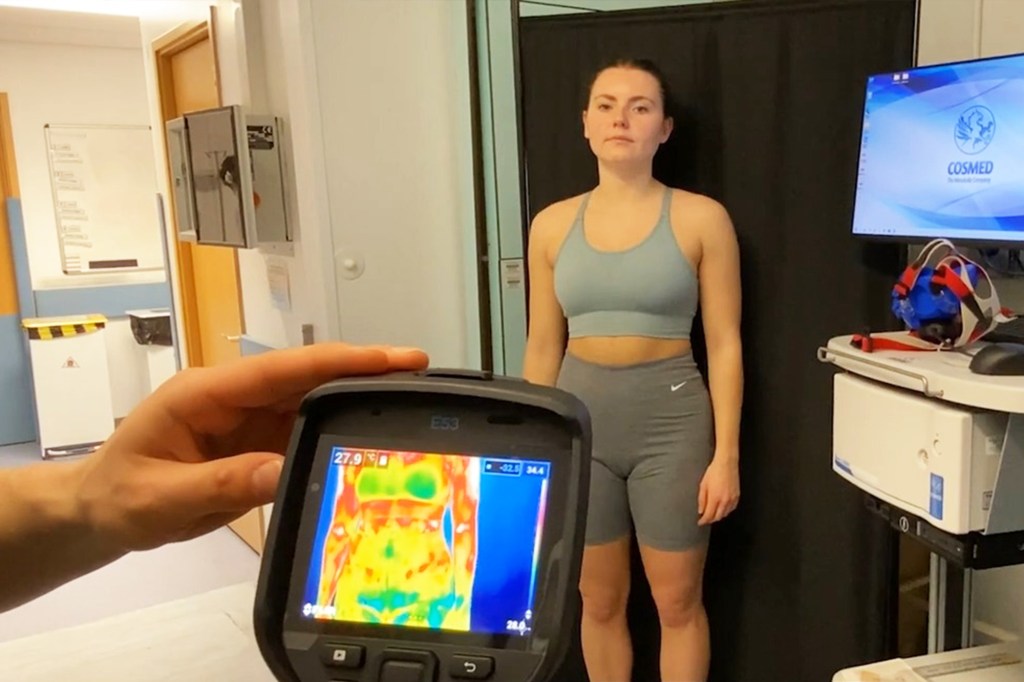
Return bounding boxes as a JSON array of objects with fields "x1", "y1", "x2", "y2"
[{"x1": 583, "y1": 67, "x2": 673, "y2": 166}]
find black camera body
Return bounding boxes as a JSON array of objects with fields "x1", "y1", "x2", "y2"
[{"x1": 254, "y1": 369, "x2": 591, "y2": 682}]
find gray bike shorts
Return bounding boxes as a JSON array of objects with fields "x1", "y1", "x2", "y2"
[{"x1": 556, "y1": 351, "x2": 714, "y2": 552}]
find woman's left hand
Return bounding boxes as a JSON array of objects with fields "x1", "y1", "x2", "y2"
[{"x1": 698, "y1": 455, "x2": 741, "y2": 526}]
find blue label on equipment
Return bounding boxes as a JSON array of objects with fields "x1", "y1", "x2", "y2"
[{"x1": 930, "y1": 473, "x2": 944, "y2": 520}]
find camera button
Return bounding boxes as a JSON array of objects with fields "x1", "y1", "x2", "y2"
[
  {"x1": 451, "y1": 655, "x2": 495, "y2": 679},
  {"x1": 320, "y1": 642, "x2": 365, "y2": 669},
  {"x1": 380, "y1": 660, "x2": 427, "y2": 682},
  {"x1": 379, "y1": 648, "x2": 437, "y2": 682}
]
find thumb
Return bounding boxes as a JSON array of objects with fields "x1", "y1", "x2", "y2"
[
  {"x1": 698, "y1": 477, "x2": 708, "y2": 516},
  {"x1": 176, "y1": 453, "x2": 284, "y2": 516}
]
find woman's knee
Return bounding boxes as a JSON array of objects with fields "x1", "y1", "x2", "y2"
[
  {"x1": 650, "y1": 584, "x2": 703, "y2": 629},
  {"x1": 579, "y1": 579, "x2": 630, "y2": 624},
  {"x1": 579, "y1": 538, "x2": 631, "y2": 624}
]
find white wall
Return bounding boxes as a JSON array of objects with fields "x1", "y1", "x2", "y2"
[
  {"x1": 918, "y1": 0, "x2": 1024, "y2": 644},
  {"x1": 916, "y1": 0, "x2": 980, "y2": 66},
  {"x1": 213, "y1": 0, "x2": 333, "y2": 351},
  {"x1": 918, "y1": 0, "x2": 1024, "y2": 67},
  {"x1": 136, "y1": 0, "x2": 481, "y2": 369},
  {"x1": 217, "y1": 0, "x2": 480, "y2": 367},
  {"x1": 253, "y1": 0, "x2": 338, "y2": 348},
  {"x1": 0, "y1": 17, "x2": 165, "y2": 419},
  {"x1": 139, "y1": 0, "x2": 338, "y2": 355},
  {"x1": 302, "y1": 0, "x2": 478, "y2": 368},
  {"x1": 0, "y1": 40, "x2": 159, "y2": 290}
]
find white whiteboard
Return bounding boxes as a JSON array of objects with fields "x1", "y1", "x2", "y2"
[{"x1": 45, "y1": 124, "x2": 164, "y2": 274}]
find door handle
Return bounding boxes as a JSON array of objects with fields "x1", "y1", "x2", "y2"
[{"x1": 223, "y1": 334, "x2": 241, "y2": 342}]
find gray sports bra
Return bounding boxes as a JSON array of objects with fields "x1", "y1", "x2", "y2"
[{"x1": 553, "y1": 187, "x2": 699, "y2": 340}]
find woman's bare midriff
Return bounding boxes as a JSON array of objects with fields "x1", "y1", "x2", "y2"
[{"x1": 566, "y1": 335, "x2": 692, "y2": 367}]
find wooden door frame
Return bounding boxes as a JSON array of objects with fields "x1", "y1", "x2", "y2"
[
  {"x1": 0, "y1": 93, "x2": 22, "y2": 317},
  {"x1": 152, "y1": 16, "x2": 243, "y2": 369},
  {"x1": 0, "y1": 93, "x2": 19, "y2": 199}
]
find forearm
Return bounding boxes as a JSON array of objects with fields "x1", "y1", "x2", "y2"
[
  {"x1": 521, "y1": 339, "x2": 564, "y2": 386},
  {"x1": 706, "y1": 337, "x2": 743, "y2": 460},
  {"x1": 452, "y1": 475, "x2": 478, "y2": 600},
  {"x1": 454, "y1": 531, "x2": 476, "y2": 604},
  {"x1": 0, "y1": 461, "x2": 125, "y2": 613},
  {"x1": 318, "y1": 533, "x2": 349, "y2": 605}
]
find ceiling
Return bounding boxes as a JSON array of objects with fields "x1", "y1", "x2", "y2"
[{"x1": 0, "y1": 6, "x2": 143, "y2": 49}]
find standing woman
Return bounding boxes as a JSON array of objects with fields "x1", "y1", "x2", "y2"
[{"x1": 522, "y1": 58, "x2": 743, "y2": 682}]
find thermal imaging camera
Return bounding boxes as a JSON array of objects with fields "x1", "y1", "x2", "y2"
[{"x1": 254, "y1": 368, "x2": 591, "y2": 682}]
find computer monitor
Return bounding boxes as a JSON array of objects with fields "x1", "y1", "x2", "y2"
[{"x1": 851, "y1": 52, "x2": 1024, "y2": 246}]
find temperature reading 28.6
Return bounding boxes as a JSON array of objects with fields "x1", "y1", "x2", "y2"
[{"x1": 505, "y1": 618, "x2": 531, "y2": 635}]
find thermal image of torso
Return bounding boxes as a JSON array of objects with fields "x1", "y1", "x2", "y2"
[{"x1": 317, "y1": 451, "x2": 480, "y2": 631}]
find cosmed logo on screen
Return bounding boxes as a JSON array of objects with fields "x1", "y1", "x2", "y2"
[{"x1": 954, "y1": 105, "x2": 996, "y2": 155}]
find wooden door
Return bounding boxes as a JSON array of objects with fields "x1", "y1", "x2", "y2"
[
  {"x1": 154, "y1": 23, "x2": 263, "y2": 553},
  {"x1": 156, "y1": 25, "x2": 244, "y2": 370}
]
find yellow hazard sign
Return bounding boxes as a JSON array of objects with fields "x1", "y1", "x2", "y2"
[{"x1": 22, "y1": 314, "x2": 107, "y2": 341}]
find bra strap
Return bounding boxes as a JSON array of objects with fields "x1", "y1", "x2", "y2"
[
  {"x1": 568, "y1": 192, "x2": 592, "y2": 235},
  {"x1": 576, "y1": 192, "x2": 592, "y2": 219}
]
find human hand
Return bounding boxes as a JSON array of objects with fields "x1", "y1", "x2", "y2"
[
  {"x1": 71, "y1": 343, "x2": 429, "y2": 552},
  {"x1": 697, "y1": 454, "x2": 740, "y2": 526}
]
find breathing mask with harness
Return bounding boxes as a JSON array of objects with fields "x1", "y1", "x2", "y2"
[{"x1": 852, "y1": 238, "x2": 1015, "y2": 352}]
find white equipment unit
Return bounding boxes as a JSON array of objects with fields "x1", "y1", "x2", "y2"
[
  {"x1": 821, "y1": 336, "x2": 1024, "y2": 655},
  {"x1": 22, "y1": 314, "x2": 115, "y2": 458},
  {"x1": 821, "y1": 335, "x2": 1024, "y2": 538},
  {"x1": 832, "y1": 372, "x2": 1007, "y2": 536}
]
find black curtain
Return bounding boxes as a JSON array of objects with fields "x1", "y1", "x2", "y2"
[{"x1": 517, "y1": 1, "x2": 913, "y2": 680}]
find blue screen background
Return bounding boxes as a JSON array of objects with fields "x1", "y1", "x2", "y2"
[
  {"x1": 301, "y1": 448, "x2": 551, "y2": 636},
  {"x1": 852, "y1": 53, "x2": 1024, "y2": 242}
]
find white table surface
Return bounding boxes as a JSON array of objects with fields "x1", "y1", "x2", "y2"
[
  {"x1": 21, "y1": 581, "x2": 1015, "y2": 682},
  {"x1": 833, "y1": 642, "x2": 1024, "y2": 681},
  {"x1": 0, "y1": 582, "x2": 276, "y2": 681},
  {"x1": 823, "y1": 335, "x2": 1024, "y2": 414}
]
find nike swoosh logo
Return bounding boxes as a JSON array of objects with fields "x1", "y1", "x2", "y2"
[{"x1": 671, "y1": 382, "x2": 687, "y2": 391}]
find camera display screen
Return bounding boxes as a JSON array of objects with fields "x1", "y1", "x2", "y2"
[{"x1": 299, "y1": 446, "x2": 553, "y2": 637}]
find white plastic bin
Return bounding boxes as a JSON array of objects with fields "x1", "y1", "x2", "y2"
[{"x1": 21, "y1": 314, "x2": 115, "y2": 458}]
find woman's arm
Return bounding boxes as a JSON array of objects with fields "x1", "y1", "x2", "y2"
[
  {"x1": 695, "y1": 200, "x2": 744, "y2": 525},
  {"x1": 522, "y1": 208, "x2": 568, "y2": 386}
]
